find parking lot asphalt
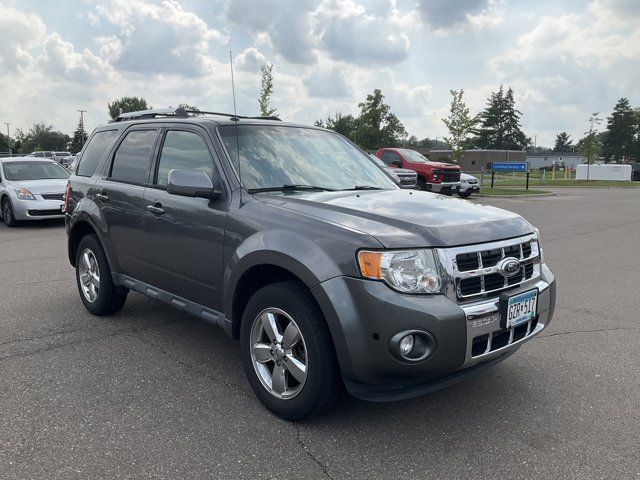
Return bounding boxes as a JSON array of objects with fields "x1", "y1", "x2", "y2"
[{"x1": 1, "y1": 187, "x2": 639, "y2": 480}]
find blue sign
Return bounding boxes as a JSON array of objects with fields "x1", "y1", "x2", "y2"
[{"x1": 492, "y1": 162, "x2": 529, "y2": 172}]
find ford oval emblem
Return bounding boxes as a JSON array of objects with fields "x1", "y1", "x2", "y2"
[{"x1": 497, "y1": 257, "x2": 521, "y2": 278}]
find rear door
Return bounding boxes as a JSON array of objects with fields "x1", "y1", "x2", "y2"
[
  {"x1": 138, "y1": 125, "x2": 227, "y2": 310},
  {"x1": 94, "y1": 127, "x2": 160, "y2": 278}
]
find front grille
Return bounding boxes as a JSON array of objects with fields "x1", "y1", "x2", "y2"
[
  {"x1": 442, "y1": 172, "x2": 461, "y2": 182},
  {"x1": 448, "y1": 235, "x2": 541, "y2": 300},
  {"x1": 397, "y1": 174, "x2": 417, "y2": 186},
  {"x1": 27, "y1": 209, "x2": 63, "y2": 216},
  {"x1": 471, "y1": 316, "x2": 539, "y2": 357},
  {"x1": 41, "y1": 193, "x2": 64, "y2": 201}
]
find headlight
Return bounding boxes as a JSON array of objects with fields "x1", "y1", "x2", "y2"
[
  {"x1": 358, "y1": 249, "x2": 442, "y2": 294},
  {"x1": 15, "y1": 188, "x2": 36, "y2": 200}
]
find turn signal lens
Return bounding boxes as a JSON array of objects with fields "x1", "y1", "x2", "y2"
[{"x1": 358, "y1": 251, "x2": 384, "y2": 279}]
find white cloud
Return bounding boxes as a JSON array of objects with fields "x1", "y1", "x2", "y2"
[
  {"x1": 94, "y1": 0, "x2": 228, "y2": 75},
  {"x1": 235, "y1": 47, "x2": 268, "y2": 72},
  {"x1": 0, "y1": 6, "x2": 46, "y2": 72}
]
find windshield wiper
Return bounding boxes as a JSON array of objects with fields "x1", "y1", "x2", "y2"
[
  {"x1": 341, "y1": 185, "x2": 384, "y2": 191},
  {"x1": 248, "y1": 184, "x2": 336, "y2": 193}
]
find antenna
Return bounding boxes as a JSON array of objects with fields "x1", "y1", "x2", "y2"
[{"x1": 230, "y1": 50, "x2": 243, "y2": 204}]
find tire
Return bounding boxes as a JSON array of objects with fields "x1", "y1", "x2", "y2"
[
  {"x1": 417, "y1": 177, "x2": 428, "y2": 191},
  {"x1": 240, "y1": 281, "x2": 342, "y2": 420},
  {"x1": 75, "y1": 234, "x2": 128, "y2": 316},
  {"x1": 2, "y1": 198, "x2": 17, "y2": 227},
  {"x1": 458, "y1": 191, "x2": 472, "y2": 199}
]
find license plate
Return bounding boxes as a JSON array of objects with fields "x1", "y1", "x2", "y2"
[{"x1": 506, "y1": 289, "x2": 538, "y2": 328}]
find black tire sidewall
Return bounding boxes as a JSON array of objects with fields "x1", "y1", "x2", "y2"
[
  {"x1": 2, "y1": 198, "x2": 16, "y2": 227},
  {"x1": 75, "y1": 234, "x2": 126, "y2": 316},
  {"x1": 240, "y1": 281, "x2": 340, "y2": 420},
  {"x1": 458, "y1": 191, "x2": 472, "y2": 198}
]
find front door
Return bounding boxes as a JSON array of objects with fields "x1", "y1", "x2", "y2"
[{"x1": 139, "y1": 126, "x2": 227, "y2": 311}]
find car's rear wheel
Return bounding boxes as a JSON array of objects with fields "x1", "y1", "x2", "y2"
[
  {"x1": 75, "y1": 234, "x2": 127, "y2": 316},
  {"x1": 2, "y1": 198, "x2": 17, "y2": 227},
  {"x1": 241, "y1": 281, "x2": 341, "y2": 420}
]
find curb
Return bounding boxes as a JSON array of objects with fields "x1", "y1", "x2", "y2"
[{"x1": 474, "y1": 192, "x2": 557, "y2": 198}]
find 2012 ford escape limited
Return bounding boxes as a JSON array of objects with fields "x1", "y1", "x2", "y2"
[{"x1": 65, "y1": 108, "x2": 556, "y2": 420}]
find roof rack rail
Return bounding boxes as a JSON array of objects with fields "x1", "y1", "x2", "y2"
[{"x1": 110, "y1": 107, "x2": 282, "y2": 123}]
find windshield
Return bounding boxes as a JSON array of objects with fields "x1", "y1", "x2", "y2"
[
  {"x1": 400, "y1": 149, "x2": 429, "y2": 163},
  {"x1": 3, "y1": 161, "x2": 70, "y2": 181},
  {"x1": 219, "y1": 125, "x2": 397, "y2": 191}
]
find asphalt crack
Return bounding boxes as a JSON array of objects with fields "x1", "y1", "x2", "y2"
[
  {"x1": 537, "y1": 326, "x2": 639, "y2": 340},
  {"x1": 295, "y1": 425, "x2": 335, "y2": 480}
]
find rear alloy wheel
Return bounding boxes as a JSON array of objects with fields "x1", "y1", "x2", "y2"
[
  {"x1": 2, "y1": 198, "x2": 17, "y2": 227},
  {"x1": 241, "y1": 281, "x2": 341, "y2": 420},
  {"x1": 75, "y1": 234, "x2": 128, "y2": 315}
]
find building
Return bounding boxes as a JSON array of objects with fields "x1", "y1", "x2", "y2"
[
  {"x1": 526, "y1": 152, "x2": 585, "y2": 170},
  {"x1": 427, "y1": 149, "x2": 527, "y2": 172}
]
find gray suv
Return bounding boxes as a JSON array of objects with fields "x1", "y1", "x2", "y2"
[{"x1": 65, "y1": 108, "x2": 556, "y2": 420}]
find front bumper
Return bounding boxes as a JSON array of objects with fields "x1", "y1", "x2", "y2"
[
  {"x1": 311, "y1": 265, "x2": 555, "y2": 401},
  {"x1": 459, "y1": 183, "x2": 480, "y2": 193},
  {"x1": 12, "y1": 198, "x2": 66, "y2": 220},
  {"x1": 428, "y1": 181, "x2": 461, "y2": 193}
]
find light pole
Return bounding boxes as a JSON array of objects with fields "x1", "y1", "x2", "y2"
[
  {"x1": 4, "y1": 123, "x2": 11, "y2": 155},
  {"x1": 76, "y1": 109, "x2": 87, "y2": 147}
]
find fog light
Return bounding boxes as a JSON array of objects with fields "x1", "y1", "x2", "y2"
[{"x1": 399, "y1": 334, "x2": 414, "y2": 357}]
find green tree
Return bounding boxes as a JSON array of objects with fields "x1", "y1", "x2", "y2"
[
  {"x1": 315, "y1": 112, "x2": 359, "y2": 141},
  {"x1": 0, "y1": 132, "x2": 10, "y2": 152},
  {"x1": 442, "y1": 89, "x2": 478, "y2": 163},
  {"x1": 258, "y1": 64, "x2": 277, "y2": 117},
  {"x1": 17, "y1": 123, "x2": 70, "y2": 153},
  {"x1": 354, "y1": 89, "x2": 407, "y2": 150},
  {"x1": 553, "y1": 132, "x2": 573, "y2": 152},
  {"x1": 603, "y1": 98, "x2": 636, "y2": 162},
  {"x1": 475, "y1": 86, "x2": 528, "y2": 150},
  {"x1": 69, "y1": 119, "x2": 88, "y2": 154},
  {"x1": 108, "y1": 96, "x2": 150, "y2": 120},
  {"x1": 577, "y1": 113, "x2": 603, "y2": 165}
]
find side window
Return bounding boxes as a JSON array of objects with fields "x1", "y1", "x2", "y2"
[
  {"x1": 381, "y1": 151, "x2": 397, "y2": 165},
  {"x1": 109, "y1": 130, "x2": 157, "y2": 185},
  {"x1": 155, "y1": 130, "x2": 214, "y2": 186},
  {"x1": 77, "y1": 130, "x2": 118, "y2": 177}
]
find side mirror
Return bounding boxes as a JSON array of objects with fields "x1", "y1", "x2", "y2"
[{"x1": 167, "y1": 169, "x2": 221, "y2": 200}]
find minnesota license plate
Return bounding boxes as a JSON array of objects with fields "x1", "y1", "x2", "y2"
[{"x1": 506, "y1": 289, "x2": 538, "y2": 328}]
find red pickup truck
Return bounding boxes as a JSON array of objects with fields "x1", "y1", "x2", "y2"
[{"x1": 376, "y1": 148, "x2": 461, "y2": 195}]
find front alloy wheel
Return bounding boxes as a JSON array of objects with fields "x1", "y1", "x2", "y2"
[{"x1": 250, "y1": 308, "x2": 308, "y2": 400}]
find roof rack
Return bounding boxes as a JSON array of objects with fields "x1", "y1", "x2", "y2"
[{"x1": 110, "y1": 107, "x2": 282, "y2": 123}]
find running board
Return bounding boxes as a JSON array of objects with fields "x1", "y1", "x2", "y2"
[{"x1": 112, "y1": 273, "x2": 232, "y2": 336}]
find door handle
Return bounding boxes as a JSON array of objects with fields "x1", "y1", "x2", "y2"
[
  {"x1": 96, "y1": 192, "x2": 109, "y2": 201},
  {"x1": 146, "y1": 203, "x2": 165, "y2": 215}
]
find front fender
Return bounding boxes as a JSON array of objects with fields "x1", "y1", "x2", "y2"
[{"x1": 223, "y1": 229, "x2": 346, "y2": 320}]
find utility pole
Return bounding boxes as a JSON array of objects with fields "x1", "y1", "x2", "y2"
[
  {"x1": 4, "y1": 122, "x2": 11, "y2": 155},
  {"x1": 77, "y1": 110, "x2": 87, "y2": 147}
]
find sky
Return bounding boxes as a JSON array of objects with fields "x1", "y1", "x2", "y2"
[{"x1": 0, "y1": 0, "x2": 639, "y2": 147}]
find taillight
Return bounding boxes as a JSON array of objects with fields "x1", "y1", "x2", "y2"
[{"x1": 64, "y1": 182, "x2": 71, "y2": 213}]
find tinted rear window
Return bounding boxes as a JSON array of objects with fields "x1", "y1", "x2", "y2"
[
  {"x1": 77, "y1": 130, "x2": 118, "y2": 177},
  {"x1": 109, "y1": 130, "x2": 157, "y2": 185}
]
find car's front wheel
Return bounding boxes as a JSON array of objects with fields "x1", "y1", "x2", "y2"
[
  {"x1": 75, "y1": 234, "x2": 128, "y2": 315},
  {"x1": 241, "y1": 281, "x2": 341, "y2": 420},
  {"x1": 458, "y1": 191, "x2": 472, "y2": 198},
  {"x1": 2, "y1": 198, "x2": 17, "y2": 227}
]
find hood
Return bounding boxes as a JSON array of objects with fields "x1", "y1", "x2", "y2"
[
  {"x1": 256, "y1": 189, "x2": 533, "y2": 248},
  {"x1": 9, "y1": 179, "x2": 67, "y2": 195},
  {"x1": 461, "y1": 173, "x2": 478, "y2": 181},
  {"x1": 424, "y1": 161, "x2": 459, "y2": 169}
]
